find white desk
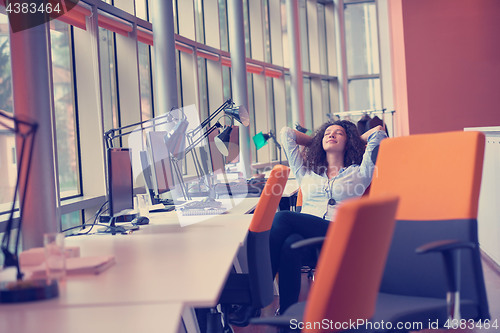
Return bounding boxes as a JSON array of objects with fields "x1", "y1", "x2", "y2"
[
  {"x1": 6, "y1": 214, "x2": 253, "y2": 308},
  {"x1": 283, "y1": 179, "x2": 299, "y2": 198},
  {"x1": 0, "y1": 302, "x2": 183, "y2": 333},
  {"x1": 1, "y1": 199, "x2": 256, "y2": 333}
]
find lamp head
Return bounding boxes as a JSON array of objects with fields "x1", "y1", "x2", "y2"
[
  {"x1": 252, "y1": 131, "x2": 272, "y2": 150},
  {"x1": 164, "y1": 117, "x2": 189, "y2": 159},
  {"x1": 214, "y1": 126, "x2": 232, "y2": 156},
  {"x1": 224, "y1": 105, "x2": 250, "y2": 127}
]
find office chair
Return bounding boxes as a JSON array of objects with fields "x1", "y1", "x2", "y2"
[
  {"x1": 214, "y1": 164, "x2": 290, "y2": 332},
  {"x1": 294, "y1": 188, "x2": 303, "y2": 212},
  {"x1": 367, "y1": 131, "x2": 489, "y2": 331},
  {"x1": 250, "y1": 195, "x2": 400, "y2": 332}
]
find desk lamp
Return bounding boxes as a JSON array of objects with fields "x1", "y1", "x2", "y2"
[
  {"x1": 213, "y1": 102, "x2": 250, "y2": 153},
  {"x1": 104, "y1": 107, "x2": 185, "y2": 149},
  {"x1": 183, "y1": 100, "x2": 249, "y2": 197},
  {"x1": 252, "y1": 130, "x2": 282, "y2": 164},
  {"x1": 0, "y1": 110, "x2": 58, "y2": 303},
  {"x1": 187, "y1": 99, "x2": 249, "y2": 138},
  {"x1": 214, "y1": 125, "x2": 232, "y2": 156},
  {"x1": 104, "y1": 108, "x2": 189, "y2": 201},
  {"x1": 184, "y1": 99, "x2": 248, "y2": 164}
]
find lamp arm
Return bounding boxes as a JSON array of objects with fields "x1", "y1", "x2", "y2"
[
  {"x1": 269, "y1": 130, "x2": 282, "y2": 149},
  {"x1": 267, "y1": 130, "x2": 282, "y2": 165},
  {"x1": 14, "y1": 125, "x2": 37, "y2": 275},
  {"x1": 184, "y1": 123, "x2": 222, "y2": 155},
  {"x1": 189, "y1": 99, "x2": 233, "y2": 138},
  {"x1": 0, "y1": 111, "x2": 38, "y2": 280},
  {"x1": 0, "y1": 110, "x2": 38, "y2": 134},
  {"x1": 104, "y1": 107, "x2": 185, "y2": 148}
]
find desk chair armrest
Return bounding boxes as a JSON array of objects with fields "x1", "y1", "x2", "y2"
[
  {"x1": 290, "y1": 237, "x2": 325, "y2": 250},
  {"x1": 416, "y1": 239, "x2": 476, "y2": 320},
  {"x1": 416, "y1": 239, "x2": 475, "y2": 293},
  {"x1": 416, "y1": 239, "x2": 476, "y2": 254}
]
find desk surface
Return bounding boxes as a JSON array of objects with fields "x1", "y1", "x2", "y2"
[
  {"x1": 0, "y1": 197, "x2": 261, "y2": 333},
  {"x1": 169, "y1": 197, "x2": 259, "y2": 227},
  {"x1": 1, "y1": 197, "x2": 256, "y2": 309},
  {"x1": 0, "y1": 302, "x2": 183, "y2": 333},
  {"x1": 13, "y1": 213, "x2": 252, "y2": 309},
  {"x1": 283, "y1": 179, "x2": 299, "y2": 197}
]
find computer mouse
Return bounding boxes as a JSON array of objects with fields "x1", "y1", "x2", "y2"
[{"x1": 133, "y1": 216, "x2": 150, "y2": 225}]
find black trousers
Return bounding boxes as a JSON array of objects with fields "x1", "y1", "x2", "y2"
[{"x1": 269, "y1": 210, "x2": 330, "y2": 313}]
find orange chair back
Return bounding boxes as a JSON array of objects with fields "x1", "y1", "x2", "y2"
[
  {"x1": 369, "y1": 131, "x2": 485, "y2": 221},
  {"x1": 249, "y1": 165, "x2": 290, "y2": 233},
  {"x1": 296, "y1": 188, "x2": 303, "y2": 208},
  {"x1": 303, "y1": 195, "x2": 399, "y2": 333},
  {"x1": 246, "y1": 165, "x2": 290, "y2": 308}
]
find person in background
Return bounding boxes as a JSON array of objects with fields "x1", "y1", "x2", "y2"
[{"x1": 270, "y1": 120, "x2": 387, "y2": 314}]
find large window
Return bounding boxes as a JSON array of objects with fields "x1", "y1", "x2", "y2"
[
  {"x1": 0, "y1": 13, "x2": 15, "y2": 209},
  {"x1": 197, "y1": 57, "x2": 209, "y2": 122},
  {"x1": 317, "y1": 3, "x2": 328, "y2": 74},
  {"x1": 0, "y1": 15, "x2": 11, "y2": 114},
  {"x1": 136, "y1": 0, "x2": 148, "y2": 21},
  {"x1": 263, "y1": 0, "x2": 272, "y2": 63},
  {"x1": 99, "y1": 27, "x2": 120, "y2": 133},
  {"x1": 218, "y1": 0, "x2": 229, "y2": 52},
  {"x1": 138, "y1": 41, "x2": 153, "y2": 121},
  {"x1": 61, "y1": 211, "x2": 81, "y2": 232},
  {"x1": 299, "y1": 0, "x2": 310, "y2": 72},
  {"x1": 242, "y1": 0, "x2": 251, "y2": 57},
  {"x1": 50, "y1": 21, "x2": 81, "y2": 198},
  {"x1": 222, "y1": 65, "x2": 231, "y2": 101},
  {"x1": 194, "y1": 0, "x2": 205, "y2": 44},
  {"x1": 344, "y1": 0, "x2": 381, "y2": 111}
]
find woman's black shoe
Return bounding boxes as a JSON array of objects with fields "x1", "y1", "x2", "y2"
[{"x1": 226, "y1": 305, "x2": 261, "y2": 327}]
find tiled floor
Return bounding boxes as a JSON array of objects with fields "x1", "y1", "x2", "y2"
[{"x1": 234, "y1": 254, "x2": 500, "y2": 333}]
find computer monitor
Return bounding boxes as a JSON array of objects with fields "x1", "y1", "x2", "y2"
[
  {"x1": 107, "y1": 148, "x2": 134, "y2": 217},
  {"x1": 146, "y1": 131, "x2": 176, "y2": 196}
]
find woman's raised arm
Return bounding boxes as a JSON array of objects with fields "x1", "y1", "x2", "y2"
[{"x1": 293, "y1": 129, "x2": 314, "y2": 147}]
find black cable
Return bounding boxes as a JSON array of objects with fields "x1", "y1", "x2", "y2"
[
  {"x1": 84, "y1": 201, "x2": 109, "y2": 235},
  {"x1": 61, "y1": 201, "x2": 108, "y2": 235}
]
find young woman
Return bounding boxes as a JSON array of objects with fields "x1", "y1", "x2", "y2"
[{"x1": 271, "y1": 120, "x2": 387, "y2": 313}]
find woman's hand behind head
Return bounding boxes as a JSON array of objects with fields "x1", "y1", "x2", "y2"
[{"x1": 360, "y1": 124, "x2": 384, "y2": 142}]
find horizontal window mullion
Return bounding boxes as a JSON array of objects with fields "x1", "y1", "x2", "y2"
[
  {"x1": 348, "y1": 74, "x2": 380, "y2": 81},
  {"x1": 51, "y1": 0, "x2": 92, "y2": 30},
  {"x1": 97, "y1": 10, "x2": 133, "y2": 37},
  {"x1": 137, "y1": 26, "x2": 153, "y2": 45}
]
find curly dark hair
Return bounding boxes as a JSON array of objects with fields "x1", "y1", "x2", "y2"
[{"x1": 303, "y1": 120, "x2": 366, "y2": 174}]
